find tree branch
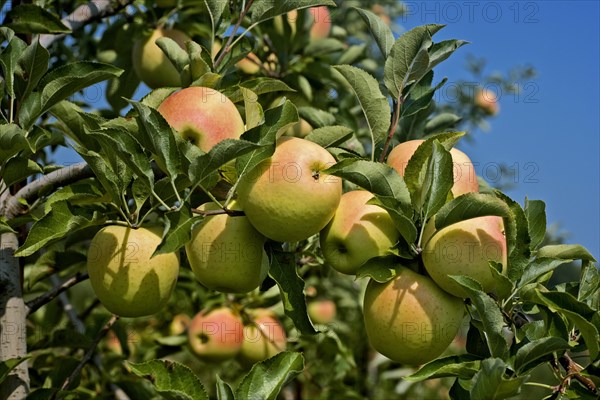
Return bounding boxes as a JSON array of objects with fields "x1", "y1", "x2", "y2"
[
  {"x1": 378, "y1": 98, "x2": 402, "y2": 162},
  {"x1": 39, "y1": 0, "x2": 133, "y2": 48},
  {"x1": 213, "y1": 0, "x2": 255, "y2": 70},
  {"x1": 26, "y1": 272, "x2": 89, "y2": 315},
  {"x1": 559, "y1": 353, "x2": 598, "y2": 395}
]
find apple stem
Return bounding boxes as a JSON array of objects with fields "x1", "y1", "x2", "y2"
[
  {"x1": 213, "y1": 0, "x2": 256, "y2": 70},
  {"x1": 378, "y1": 97, "x2": 403, "y2": 163}
]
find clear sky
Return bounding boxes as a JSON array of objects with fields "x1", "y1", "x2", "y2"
[
  {"x1": 53, "y1": 1, "x2": 599, "y2": 259},
  {"x1": 398, "y1": 1, "x2": 600, "y2": 258}
]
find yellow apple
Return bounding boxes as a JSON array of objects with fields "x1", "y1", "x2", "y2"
[
  {"x1": 132, "y1": 28, "x2": 190, "y2": 89},
  {"x1": 320, "y1": 190, "x2": 400, "y2": 275},
  {"x1": 157, "y1": 86, "x2": 245, "y2": 152},
  {"x1": 185, "y1": 202, "x2": 269, "y2": 293},
  {"x1": 307, "y1": 299, "x2": 336, "y2": 324},
  {"x1": 238, "y1": 309, "x2": 287, "y2": 366},
  {"x1": 363, "y1": 266, "x2": 464, "y2": 365},
  {"x1": 188, "y1": 307, "x2": 244, "y2": 361},
  {"x1": 387, "y1": 139, "x2": 479, "y2": 197},
  {"x1": 87, "y1": 225, "x2": 180, "y2": 317},
  {"x1": 236, "y1": 136, "x2": 342, "y2": 243},
  {"x1": 422, "y1": 215, "x2": 507, "y2": 298}
]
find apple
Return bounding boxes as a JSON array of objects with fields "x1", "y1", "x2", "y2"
[
  {"x1": 421, "y1": 215, "x2": 507, "y2": 298},
  {"x1": 386, "y1": 139, "x2": 479, "y2": 197},
  {"x1": 169, "y1": 314, "x2": 191, "y2": 336},
  {"x1": 277, "y1": 6, "x2": 331, "y2": 40},
  {"x1": 363, "y1": 267, "x2": 464, "y2": 365},
  {"x1": 475, "y1": 88, "x2": 500, "y2": 116},
  {"x1": 188, "y1": 307, "x2": 244, "y2": 361},
  {"x1": 307, "y1": 299, "x2": 336, "y2": 324},
  {"x1": 320, "y1": 190, "x2": 400, "y2": 275},
  {"x1": 185, "y1": 201, "x2": 269, "y2": 293},
  {"x1": 285, "y1": 118, "x2": 313, "y2": 137},
  {"x1": 238, "y1": 309, "x2": 287, "y2": 366},
  {"x1": 157, "y1": 86, "x2": 245, "y2": 152},
  {"x1": 236, "y1": 136, "x2": 342, "y2": 243},
  {"x1": 87, "y1": 225, "x2": 179, "y2": 318},
  {"x1": 132, "y1": 28, "x2": 190, "y2": 89}
]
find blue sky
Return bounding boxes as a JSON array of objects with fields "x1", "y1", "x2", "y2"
[
  {"x1": 54, "y1": 1, "x2": 599, "y2": 258},
  {"x1": 398, "y1": 1, "x2": 600, "y2": 258}
]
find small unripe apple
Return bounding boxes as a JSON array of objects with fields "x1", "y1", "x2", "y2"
[
  {"x1": 158, "y1": 86, "x2": 245, "y2": 152},
  {"x1": 307, "y1": 300, "x2": 336, "y2": 324},
  {"x1": 185, "y1": 202, "x2": 269, "y2": 293},
  {"x1": 238, "y1": 309, "x2": 287, "y2": 366},
  {"x1": 274, "y1": 6, "x2": 331, "y2": 40},
  {"x1": 87, "y1": 225, "x2": 180, "y2": 318},
  {"x1": 132, "y1": 28, "x2": 190, "y2": 89},
  {"x1": 320, "y1": 190, "x2": 400, "y2": 275},
  {"x1": 363, "y1": 267, "x2": 464, "y2": 365},
  {"x1": 237, "y1": 136, "x2": 342, "y2": 243},
  {"x1": 475, "y1": 88, "x2": 500, "y2": 116},
  {"x1": 285, "y1": 118, "x2": 313, "y2": 137},
  {"x1": 422, "y1": 215, "x2": 507, "y2": 298},
  {"x1": 169, "y1": 314, "x2": 191, "y2": 336},
  {"x1": 387, "y1": 140, "x2": 479, "y2": 197},
  {"x1": 188, "y1": 307, "x2": 244, "y2": 361}
]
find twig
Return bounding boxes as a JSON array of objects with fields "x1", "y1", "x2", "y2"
[
  {"x1": 60, "y1": 314, "x2": 119, "y2": 391},
  {"x1": 26, "y1": 272, "x2": 89, "y2": 315},
  {"x1": 192, "y1": 208, "x2": 245, "y2": 217},
  {"x1": 378, "y1": 98, "x2": 403, "y2": 162},
  {"x1": 213, "y1": 0, "x2": 255, "y2": 69},
  {"x1": 558, "y1": 353, "x2": 598, "y2": 395}
]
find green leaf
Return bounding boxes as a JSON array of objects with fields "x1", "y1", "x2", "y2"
[
  {"x1": 16, "y1": 201, "x2": 107, "y2": 257},
  {"x1": 470, "y1": 358, "x2": 526, "y2": 400},
  {"x1": 333, "y1": 65, "x2": 391, "y2": 153},
  {"x1": 422, "y1": 141, "x2": 454, "y2": 219},
  {"x1": 424, "y1": 113, "x2": 462, "y2": 134},
  {"x1": 156, "y1": 37, "x2": 191, "y2": 85},
  {"x1": 354, "y1": 7, "x2": 395, "y2": 57},
  {"x1": 0, "y1": 124, "x2": 31, "y2": 164},
  {"x1": 536, "y1": 244, "x2": 596, "y2": 262},
  {"x1": 304, "y1": 38, "x2": 346, "y2": 56},
  {"x1": 384, "y1": 24, "x2": 444, "y2": 99},
  {"x1": 241, "y1": 88, "x2": 264, "y2": 130},
  {"x1": 524, "y1": 198, "x2": 546, "y2": 251},
  {"x1": 0, "y1": 217, "x2": 16, "y2": 234},
  {"x1": 488, "y1": 261, "x2": 514, "y2": 300},
  {"x1": 298, "y1": 106, "x2": 336, "y2": 128},
  {"x1": 355, "y1": 257, "x2": 398, "y2": 283},
  {"x1": 43, "y1": 181, "x2": 105, "y2": 214},
  {"x1": 451, "y1": 276, "x2": 508, "y2": 358},
  {"x1": 131, "y1": 101, "x2": 182, "y2": 180},
  {"x1": 268, "y1": 247, "x2": 317, "y2": 335},
  {"x1": 16, "y1": 39, "x2": 49, "y2": 100},
  {"x1": 1, "y1": 157, "x2": 42, "y2": 186},
  {"x1": 127, "y1": 359, "x2": 209, "y2": 400},
  {"x1": 235, "y1": 352, "x2": 305, "y2": 400},
  {"x1": 514, "y1": 337, "x2": 570, "y2": 374},
  {"x1": 433, "y1": 193, "x2": 511, "y2": 231},
  {"x1": 0, "y1": 357, "x2": 29, "y2": 384},
  {"x1": 203, "y1": 0, "x2": 229, "y2": 39},
  {"x1": 579, "y1": 261, "x2": 600, "y2": 308},
  {"x1": 154, "y1": 206, "x2": 197, "y2": 256},
  {"x1": 428, "y1": 39, "x2": 469, "y2": 70},
  {"x1": 366, "y1": 197, "x2": 418, "y2": 245},
  {"x1": 403, "y1": 75, "x2": 447, "y2": 117},
  {"x1": 337, "y1": 43, "x2": 367, "y2": 65},
  {"x1": 250, "y1": 0, "x2": 336, "y2": 25},
  {"x1": 324, "y1": 159, "x2": 412, "y2": 216},
  {"x1": 4, "y1": 5, "x2": 70, "y2": 34},
  {"x1": 215, "y1": 375, "x2": 234, "y2": 400},
  {"x1": 225, "y1": 78, "x2": 295, "y2": 103},
  {"x1": 519, "y1": 258, "x2": 573, "y2": 287},
  {"x1": 305, "y1": 126, "x2": 353, "y2": 148},
  {"x1": 405, "y1": 355, "x2": 482, "y2": 381},
  {"x1": 0, "y1": 31, "x2": 26, "y2": 97}
]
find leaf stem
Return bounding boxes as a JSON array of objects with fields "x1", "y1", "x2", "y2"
[
  {"x1": 191, "y1": 207, "x2": 245, "y2": 217},
  {"x1": 379, "y1": 97, "x2": 403, "y2": 162},
  {"x1": 213, "y1": 0, "x2": 255, "y2": 70},
  {"x1": 9, "y1": 97, "x2": 15, "y2": 124}
]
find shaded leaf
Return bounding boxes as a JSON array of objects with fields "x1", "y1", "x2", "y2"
[
  {"x1": 405, "y1": 354, "x2": 481, "y2": 381},
  {"x1": 514, "y1": 337, "x2": 570, "y2": 374},
  {"x1": 236, "y1": 352, "x2": 304, "y2": 400},
  {"x1": 0, "y1": 357, "x2": 29, "y2": 384},
  {"x1": 537, "y1": 244, "x2": 596, "y2": 262},
  {"x1": 216, "y1": 375, "x2": 234, "y2": 400},
  {"x1": 127, "y1": 360, "x2": 208, "y2": 400},
  {"x1": 470, "y1": 358, "x2": 525, "y2": 400},
  {"x1": 305, "y1": 126, "x2": 353, "y2": 148},
  {"x1": 154, "y1": 205, "x2": 197, "y2": 255},
  {"x1": 433, "y1": 193, "x2": 511, "y2": 231},
  {"x1": 354, "y1": 7, "x2": 394, "y2": 57},
  {"x1": 4, "y1": 5, "x2": 70, "y2": 34},
  {"x1": 524, "y1": 198, "x2": 546, "y2": 251},
  {"x1": 355, "y1": 257, "x2": 398, "y2": 283}
]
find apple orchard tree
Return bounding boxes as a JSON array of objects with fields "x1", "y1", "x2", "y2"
[{"x1": 1, "y1": 1, "x2": 599, "y2": 399}]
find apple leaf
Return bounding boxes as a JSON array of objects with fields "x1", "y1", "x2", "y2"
[
  {"x1": 0, "y1": 124, "x2": 32, "y2": 165},
  {"x1": 403, "y1": 75, "x2": 447, "y2": 118},
  {"x1": 127, "y1": 359, "x2": 209, "y2": 400},
  {"x1": 42, "y1": 180, "x2": 105, "y2": 214},
  {"x1": 4, "y1": 5, "x2": 70, "y2": 34},
  {"x1": 422, "y1": 141, "x2": 454, "y2": 219},
  {"x1": 0, "y1": 217, "x2": 16, "y2": 235},
  {"x1": 305, "y1": 126, "x2": 353, "y2": 148},
  {"x1": 470, "y1": 358, "x2": 527, "y2": 400},
  {"x1": 203, "y1": 0, "x2": 229, "y2": 39},
  {"x1": 15, "y1": 201, "x2": 107, "y2": 257},
  {"x1": 16, "y1": 39, "x2": 49, "y2": 101},
  {"x1": 0, "y1": 29, "x2": 27, "y2": 97},
  {"x1": 366, "y1": 197, "x2": 418, "y2": 244},
  {"x1": 333, "y1": 65, "x2": 391, "y2": 154},
  {"x1": 298, "y1": 106, "x2": 337, "y2": 128},
  {"x1": 323, "y1": 159, "x2": 412, "y2": 216},
  {"x1": 579, "y1": 261, "x2": 600, "y2": 309},
  {"x1": 424, "y1": 113, "x2": 462, "y2": 134},
  {"x1": 156, "y1": 37, "x2": 191, "y2": 85},
  {"x1": 337, "y1": 43, "x2": 367, "y2": 65},
  {"x1": 488, "y1": 261, "x2": 514, "y2": 300},
  {"x1": 433, "y1": 192, "x2": 511, "y2": 231},
  {"x1": 513, "y1": 337, "x2": 570, "y2": 374},
  {"x1": 384, "y1": 24, "x2": 444, "y2": 99},
  {"x1": 0, "y1": 357, "x2": 29, "y2": 385},
  {"x1": 355, "y1": 257, "x2": 397, "y2": 283},
  {"x1": 250, "y1": 0, "x2": 336, "y2": 25},
  {"x1": 154, "y1": 205, "x2": 197, "y2": 256},
  {"x1": 130, "y1": 101, "x2": 183, "y2": 180},
  {"x1": 268, "y1": 247, "x2": 317, "y2": 335},
  {"x1": 428, "y1": 39, "x2": 469, "y2": 70},
  {"x1": 241, "y1": 88, "x2": 264, "y2": 130},
  {"x1": 536, "y1": 244, "x2": 596, "y2": 262},
  {"x1": 215, "y1": 375, "x2": 234, "y2": 400},
  {"x1": 235, "y1": 352, "x2": 304, "y2": 400},
  {"x1": 519, "y1": 258, "x2": 573, "y2": 287},
  {"x1": 224, "y1": 78, "x2": 295, "y2": 103},
  {"x1": 451, "y1": 276, "x2": 508, "y2": 359},
  {"x1": 524, "y1": 198, "x2": 546, "y2": 251},
  {"x1": 405, "y1": 354, "x2": 482, "y2": 382},
  {"x1": 2, "y1": 158, "x2": 43, "y2": 187},
  {"x1": 354, "y1": 7, "x2": 394, "y2": 58}
]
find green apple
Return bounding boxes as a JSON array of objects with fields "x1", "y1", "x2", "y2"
[
  {"x1": 132, "y1": 28, "x2": 190, "y2": 89},
  {"x1": 320, "y1": 190, "x2": 400, "y2": 275},
  {"x1": 238, "y1": 309, "x2": 287, "y2": 366},
  {"x1": 386, "y1": 140, "x2": 479, "y2": 197},
  {"x1": 285, "y1": 118, "x2": 313, "y2": 137},
  {"x1": 237, "y1": 136, "x2": 342, "y2": 243},
  {"x1": 185, "y1": 202, "x2": 269, "y2": 293},
  {"x1": 307, "y1": 300, "x2": 336, "y2": 324},
  {"x1": 188, "y1": 307, "x2": 244, "y2": 361},
  {"x1": 422, "y1": 215, "x2": 507, "y2": 298},
  {"x1": 363, "y1": 267, "x2": 464, "y2": 365},
  {"x1": 87, "y1": 225, "x2": 179, "y2": 318},
  {"x1": 475, "y1": 88, "x2": 500, "y2": 116},
  {"x1": 158, "y1": 86, "x2": 246, "y2": 152}
]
